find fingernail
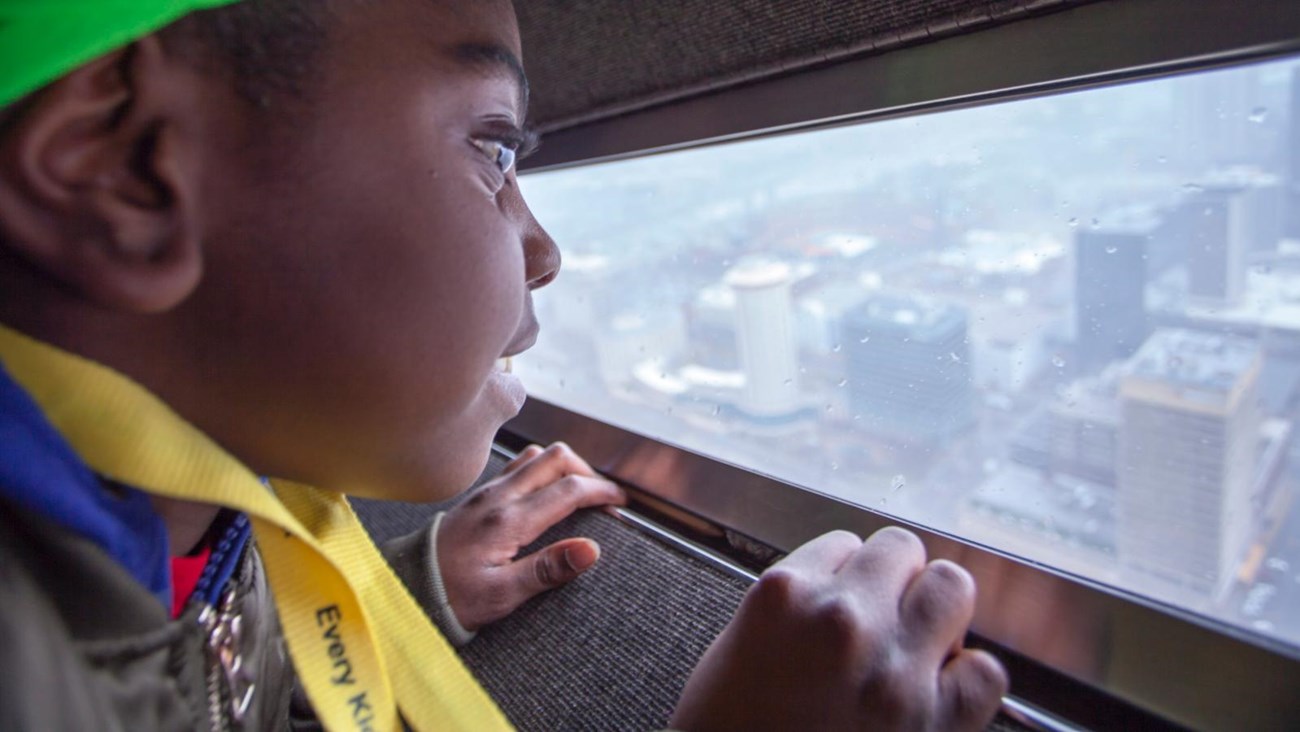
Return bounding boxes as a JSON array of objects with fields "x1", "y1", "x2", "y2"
[{"x1": 565, "y1": 542, "x2": 600, "y2": 571}]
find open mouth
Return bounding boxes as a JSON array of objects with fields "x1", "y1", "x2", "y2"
[{"x1": 497, "y1": 357, "x2": 514, "y2": 374}]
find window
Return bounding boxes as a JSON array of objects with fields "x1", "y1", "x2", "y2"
[{"x1": 517, "y1": 56, "x2": 1300, "y2": 650}]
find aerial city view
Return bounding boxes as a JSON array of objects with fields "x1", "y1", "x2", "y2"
[{"x1": 515, "y1": 58, "x2": 1300, "y2": 647}]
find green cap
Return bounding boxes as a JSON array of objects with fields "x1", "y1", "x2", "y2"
[{"x1": 0, "y1": 0, "x2": 245, "y2": 108}]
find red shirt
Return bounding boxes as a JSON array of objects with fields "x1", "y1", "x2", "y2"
[{"x1": 170, "y1": 545, "x2": 212, "y2": 618}]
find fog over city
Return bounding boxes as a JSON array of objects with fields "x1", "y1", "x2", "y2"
[{"x1": 516, "y1": 59, "x2": 1300, "y2": 647}]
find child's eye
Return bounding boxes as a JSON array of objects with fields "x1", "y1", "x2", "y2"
[{"x1": 472, "y1": 138, "x2": 518, "y2": 175}]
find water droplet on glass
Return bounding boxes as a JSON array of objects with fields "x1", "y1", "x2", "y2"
[
  {"x1": 558, "y1": 378, "x2": 566, "y2": 389},
  {"x1": 1156, "y1": 155, "x2": 1168, "y2": 164},
  {"x1": 878, "y1": 497, "x2": 888, "y2": 507},
  {"x1": 1067, "y1": 217, "x2": 1079, "y2": 228},
  {"x1": 1105, "y1": 245, "x2": 1118, "y2": 254},
  {"x1": 831, "y1": 343, "x2": 842, "y2": 353},
  {"x1": 825, "y1": 404, "x2": 834, "y2": 413},
  {"x1": 711, "y1": 404, "x2": 721, "y2": 417},
  {"x1": 783, "y1": 378, "x2": 793, "y2": 386},
  {"x1": 890, "y1": 474, "x2": 906, "y2": 492},
  {"x1": 949, "y1": 352, "x2": 962, "y2": 363},
  {"x1": 859, "y1": 335, "x2": 871, "y2": 344},
  {"x1": 830, "y1": 461, "x2": 839, "y2": 472},
  {"x1": 837, "y1": 379, "x2": 848, "y2": 387},
  {"x1": 1052, "y1": 355, "x2": 1066, "y2": 368},
  {"x1": 1248, "y1": 107, "x2": 1268, "y2": 123},
  {"x1": 1183, "y1": 183, "x2": 1205, "y2": 193}
]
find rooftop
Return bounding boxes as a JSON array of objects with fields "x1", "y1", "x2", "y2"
[{"x1": 1127, "y1": 328, "x2": 1260, "y2": 392}]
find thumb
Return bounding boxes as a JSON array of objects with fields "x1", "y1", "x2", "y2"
[{"x1": 515, "y1": 538, "x2": 602, "y2": 597}]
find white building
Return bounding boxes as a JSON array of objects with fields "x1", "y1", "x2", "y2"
[{"x1": 725, "y1": 259, "x2": 802, "y2": 418}]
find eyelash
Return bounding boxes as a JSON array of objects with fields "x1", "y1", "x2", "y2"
[{"x1": 472, "y1": 127, "x2": 540, "y2": 176}]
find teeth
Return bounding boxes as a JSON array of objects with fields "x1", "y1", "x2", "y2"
[{"x1": 498, "y1": 357, "x2": 513, "y2": 374}]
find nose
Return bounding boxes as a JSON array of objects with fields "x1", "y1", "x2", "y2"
[{"x1": 520, "y1": 197, "x2": 560, "y2": 291}]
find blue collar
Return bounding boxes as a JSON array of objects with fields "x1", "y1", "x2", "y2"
[{"x1": 0, "y1": 362, "x2": 172, "y2": 608}]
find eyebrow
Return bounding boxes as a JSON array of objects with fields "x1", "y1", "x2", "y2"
[{"x1": 450, "y1": 42, "x2": 531, "y2": 117}]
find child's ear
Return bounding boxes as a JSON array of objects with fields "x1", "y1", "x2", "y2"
[{"x1": 0, "y1": 36, "x2": 201, "y2": 313}]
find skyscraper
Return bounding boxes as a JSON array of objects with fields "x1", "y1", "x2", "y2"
[
  {"x1": 1074, "y1": 214, "x2": 1152, "y2": 374},
  {"x1": 1185, "y1": 185, "x2": 1250, "y2": 305},
  {"x1": 1117, "y1": 329, "x2": 1262, "y2": 600},
  {"x1": 842, "y1": 294, "x2": 973, "y2": 443},
  {"x1": 1049, "y1": 368, "x2": 1122, "y2": 486},
  {"x1": 1289, "y1": 67, "x2": 1300, "y2": 239},
  {"x1": 725, "y1": 259, "x2": 801, "y2": 419}
]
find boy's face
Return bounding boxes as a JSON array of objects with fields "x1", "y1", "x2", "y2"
[{"x1": 177, "y1": 0, "x2": 558, "y2": 499}]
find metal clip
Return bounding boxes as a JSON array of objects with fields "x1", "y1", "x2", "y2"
[{"x1": 205, "y1": 586, "x2": 257, "y2": 725}]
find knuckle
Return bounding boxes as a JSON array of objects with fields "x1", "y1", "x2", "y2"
[
  {"x1": 751, "y1": 567, "x2": 803, "y2": 608},
  {"x1": 479, "y1": 507, "x2": 508, "y2": 530},
  {"x1": 927, "y1": 560, "x2": 975, "y2": 599},
  {"x1": 555, "y1": 474, "x2": 582, "y2": 493},
  {"x1": 811, "y1": 595, "x2": 863, "y2": 645},
  {"x1": 545, "y1": 441, "x2": 576, "y2": 462},
  {"x1": 533, "y1": 553, "x2": 562, "y2": 588},
  {"x1": 871, "y1": 526, "x2": 925, "y2": 557},
  {"x1": 968, "y1": 651, "x2": 1009, "y2": 696},
  {"x1": 823, "y1": 529, "x2": 862, "y2": 548}
]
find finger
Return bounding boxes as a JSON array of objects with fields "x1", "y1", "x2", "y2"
[
  {"x1": 509, "y1": 538, "x2": 603, "y2": 599},
  {"x1": 938, "y1": 648, "x2": 1008, "y2": 732},
  {"x1": 502, "y1": 442, "x2": 598, "y2": 496},
  {"x1": 515, "y1": 474, "x2": 627, "y2": 546},
  {"x1": 500, "y1": 444, "x2": 544, "y2": 475},
  {"x1": 898, "y1": 560, "x2": 977, "y2": 668},
  {"x1": 770, "y1": 530, "x2": 863, "y2": 577},
  {"x1": 838, "y1": 526, "x2": 928, "y2": 607}
]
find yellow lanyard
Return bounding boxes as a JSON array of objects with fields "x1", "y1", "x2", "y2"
[{"x1": 0, "y1": 324, "x2": 512, "y2": 732}]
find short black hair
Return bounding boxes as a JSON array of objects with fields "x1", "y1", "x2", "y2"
[{"x1": 162, "y1": 0, "x2": 333, "y2": 109}]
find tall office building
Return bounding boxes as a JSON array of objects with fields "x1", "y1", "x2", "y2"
[
  {"x1": 1049, "y1": 368, "x2": 1122, "y2": 486},
  {"x1": 1175, "y1": 66, "x2": 1264, "y2": 170},
  {"x1": 1289, "y1": 67, "x2": 1300, "y2": 239},
  {"x1": 1074, "y1": 214, "x2": 1152, "y2": 374},
  {"x1": 842, "y1": 294, "x2": 973, "y2": 443},
  {"x1": 725, "y1": 259, "x2": 801, "y2": 419},
  {"x1": 1117, "y1": 329, "x2": 1262, "y2": 600},
  {"x1": 1185, "y1": 185, "x2": 1253, "y2": 306}
]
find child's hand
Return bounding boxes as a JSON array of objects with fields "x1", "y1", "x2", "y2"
[
  {"x1": 671, "y1": 527, "x2": 1007, "y2": 731},
  {"x1": 436, "y1": 443, "x2": 627, "y2": 630}
]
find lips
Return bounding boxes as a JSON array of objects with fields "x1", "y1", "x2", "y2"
[{"x1": 500, "y1": 318, "x2": 539, "y2": 360}]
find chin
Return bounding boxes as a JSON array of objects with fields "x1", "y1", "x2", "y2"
[{"x1": 354, "y1": 430, "x2": 497, "y2": 504}]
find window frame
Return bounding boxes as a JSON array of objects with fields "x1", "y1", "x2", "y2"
[{"x1": 511, "y1": 0, "x2": 1300, "y2": 728}]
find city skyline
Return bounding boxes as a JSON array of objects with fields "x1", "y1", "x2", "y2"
[{"x1": 517, "y1": 58, "x2": 1300, "y2": 646}]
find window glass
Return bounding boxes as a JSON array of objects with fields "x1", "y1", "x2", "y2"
[{"x1": 516, "y1": 57, "x2": 1300, "y2": 648}]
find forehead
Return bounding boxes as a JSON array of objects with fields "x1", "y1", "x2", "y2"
[{"x1": 332, "y1": 0, "x2": 527, "y2": 110}]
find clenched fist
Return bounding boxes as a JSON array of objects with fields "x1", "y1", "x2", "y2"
[{"x1": 673, "y1": 527, "x2": 1007, "y2": 731}]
